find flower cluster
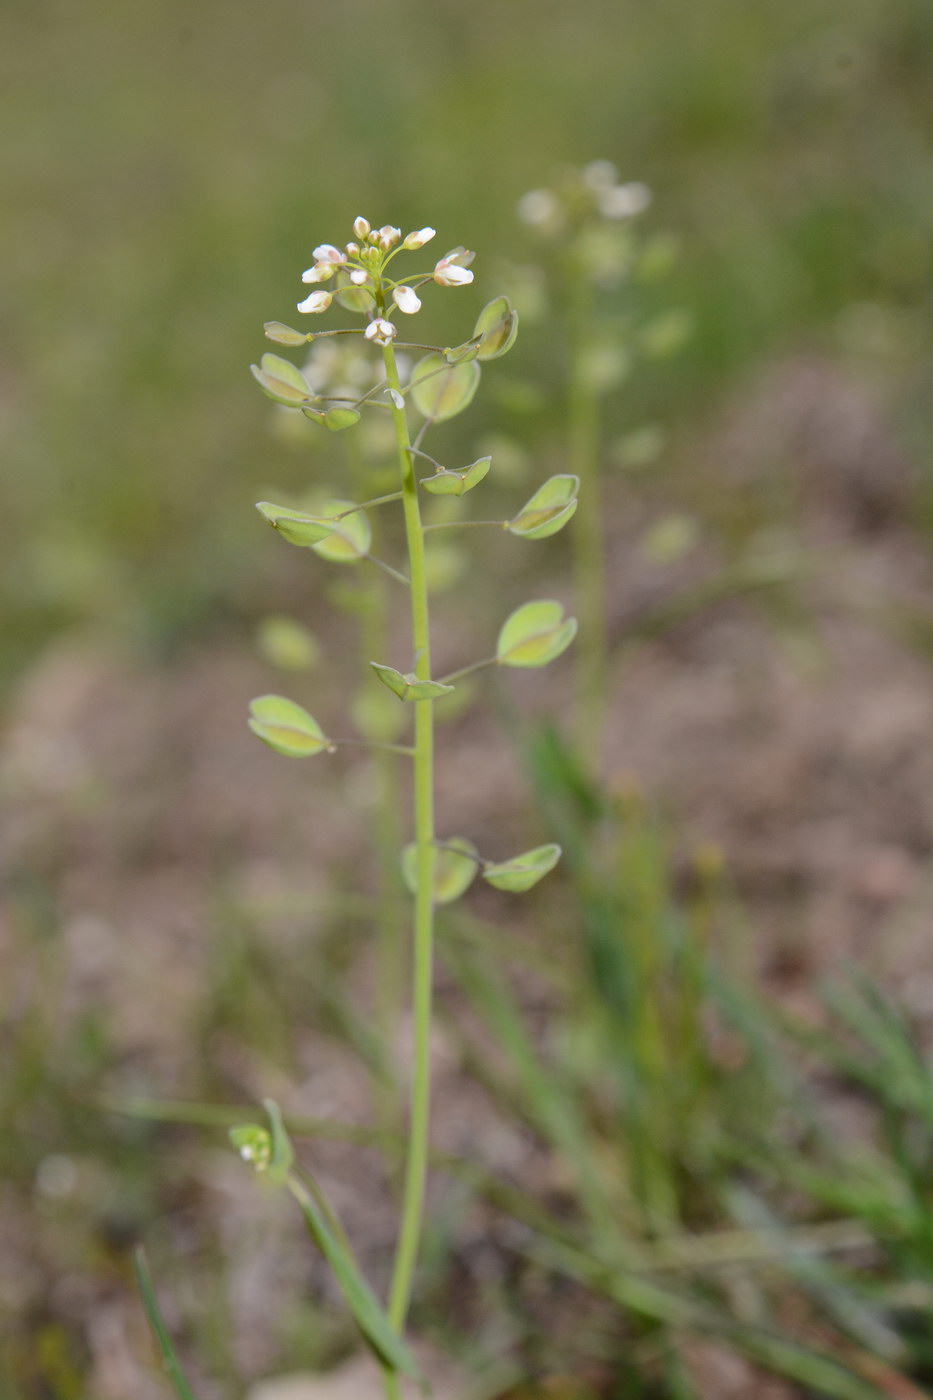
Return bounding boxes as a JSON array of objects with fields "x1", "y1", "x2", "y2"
[
  {"x1": 517, "y1": 160, "x2": 651, "y2": 238},
  {"x1": 295, "y1": 217, "x2": 475, "y2": 343}
]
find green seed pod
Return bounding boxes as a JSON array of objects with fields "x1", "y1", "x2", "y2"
[
  {"x1": 248, "y1": 694, "x2": 331, "y2": 757},
  {"x1": 508, "y1": 474, "x2": 580, "y2": 539},
  {"x1": 496, "y1": 600, "x2": 578, "y2": 668},
  {"x1": 401, "y1": 837, "x2": 478, "y2": 904},
  {"x1": 371, "y1": 662, "x2": 454, "y2": 703},
  {"x1": 411, "y1": 354, "x2": 481, "y2": 422},
  {"x1": 482, "y1": 843, "x2": 561, "y2": 892}
]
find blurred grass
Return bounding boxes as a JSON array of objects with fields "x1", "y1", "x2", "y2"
[{"x1": 3, "y1": 0, "x2": 933, "y2": 676}]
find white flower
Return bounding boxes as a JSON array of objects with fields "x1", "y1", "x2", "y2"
[
  {"x1": 301, "y1": 261, "x2": 336, "y2": 284},
  {"x1": 378, "y1": 225, "x2": 402, "y2": 250},
  {"x1": 598, "y1": 181, "x2": 652, "y2": 219},
  {"x1": 582, "y1": 159, "x2": 618, "y2": 191},
  {"x1": 392, "y1": 285, "x2": 421, "y2": 314},
  {"x1": 297, "y1": 290, "x2": 333, "y2": 314},
  {"x1": 517, "y1": 189, "x2": 559, "y2": 227},
  {"x1": 349, "y1": 269, "x2": 370, "y2": 286},
  {"x1": 403, "y1": 226, "x2": 436, "y2": 250},
  {"x1": 365, "y1": 318, "x2": 397, "y2": 344},
  {"x1": 352, "y1": 216, "x2": 371, "y2": 240},
  {"x1": 433, "y1": 256, "x2": 474, "y2": 287},
  {"x1": 312, "y1": 243, "x2": 345, "y2": 263}
]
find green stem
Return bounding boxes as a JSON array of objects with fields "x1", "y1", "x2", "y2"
[
  {"x1": 568, "y1": 265, "x2": 607, "y2": 770},
  {"x1": 334, "y1": 491, "x2": 403, "y2": 519},
  {"x1": 381, "y1": 341, "x2": 436, "y2": 1357},
  {"x1": 436, "y1": 654, "x2": 498, "y2": 686},
  {"x1": 423, "y1": 519, "x2": 506, "y2": 533}
]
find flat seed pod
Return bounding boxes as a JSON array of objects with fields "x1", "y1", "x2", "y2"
[
  {"x1": 334, "y1": 270, "x2": 375, "y2": 314},
  {"x1": 473, "y1": 295, "x2": 519, "y2": 361},
  {"x1": 411, "y1": 353, "x2": 480, "y2": 422},
  {"x1": 312, "y1": 501, "x2": 371, "y2": 563},
  {"x1": 371, "y1": 662, "x2": 455, "y2": 702},
  {"x1": 250, "y1": 354, "x2": 312, "y2": 407},
  {"x1": 401, "y1": 837, "x2": 478, "y2": 904},
  {"x1": 256, "y1": 501, "x2": 339, "y2": 547},
  {"x1": 264, "y1": 322, "x2": 310, "y2": 346},
  {"x1": 248, "y1": 694, "x2": 330, "y2": 757},
  {"x1": 497, "y1": 599, "x2": 578, "y2": 668},
  {"x1": 324, "y1": 407, "x2": 361, "y2": 432},
  {"x1": 483, "y1": 843, "x2": 561, "y2": 893},
  {"x1": 421, "y1": 456, "x2": 491, "y2": 496},
  {"x1": 508, "y1": 474, "x2": 580, "y2": 539}
]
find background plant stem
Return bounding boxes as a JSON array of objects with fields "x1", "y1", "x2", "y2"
[
  {"x1": 568, "y1": 267, "x2": 607, "y2": 771},
  {"x1": 381, "y1": 341, "x2": 436, "y2": 1386}
]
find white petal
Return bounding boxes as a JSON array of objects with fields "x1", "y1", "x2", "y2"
[
  {"x1": 301, "y1": 261, "x2": 335, "y2": 284},
  {"x1": 364, "y1": 318, "x2": 398, "y2": 344},
  {"x1": 297, "y1": 290, "x2": 333, "y2": 314},
  {"x1": 393, "y1": 285, "x2": 421, "y2": 314},
  {"x1": 312, "y1": 243, "x2": 344, "y2": 263},
  {"x1": 434, "y1": 262, "x2": 474, "y2": 286},
  {"x1": 349, "y1": 269, "x2": 369, "y2": 285},
  {"x1": 403, "y1": 226, "x2": 436, "y2": 250}
]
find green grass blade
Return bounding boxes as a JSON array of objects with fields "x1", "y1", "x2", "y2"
[
  {"x1": 286, "y1": 1173, "x2": 421, "y2": 1380},
  {"x1": 133, "y1": 1246, "x2": 199, "y2": 1400}
]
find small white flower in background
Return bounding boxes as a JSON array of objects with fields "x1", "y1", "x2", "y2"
[
  {"x1": 352, "y1": 215, "x2": 371, "y2": 240},
  {"x1": 313, "y1": 243, "x2": 345, "y2": 264},
  {"x1": 349, "y1": 269, "x2": 370, "y2": 286},
  {"x1": 517, "y1": 189, "x2": 560, "y2": 228},
  {"x1": 598, "y1": 181, "x2": 652, "y2": 219},
  {"x1": 393, "y1": 285, "x2": 421, "y2": 314},
  {"x1": 581, "y1": 159, "x2": 619, "y2": 191},
  {"x1": 433, "y1": 251, "x2": 475, "y2": 286},
  {"x1": 301, "y1": 261, "x2": 336, "y2": 284},
  {"x1": 365, "y1": 318, "x2": 397, "y2": 345},
  {"x1": 403, "y1": 226, "x2": 436, "y2": 250},
  {"x1": 297, "y1": 290, "x2": 333, "y2": 314}
]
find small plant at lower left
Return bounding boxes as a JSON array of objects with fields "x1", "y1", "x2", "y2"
[{"x1": 135, "y1": 215, "x2": 577, "y2": 1399}]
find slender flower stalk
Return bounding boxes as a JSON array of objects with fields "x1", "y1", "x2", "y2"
[
  {"x1": 238, "y1": 213, "x2": 573, "y2": 1398},
  {"x1": 381, "y1": 338, "x2": 436, "y2": 1346}
]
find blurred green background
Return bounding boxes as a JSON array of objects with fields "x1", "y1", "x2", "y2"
[{"x1": 4, "y1": 0, "x2": 933, "y2": 673}]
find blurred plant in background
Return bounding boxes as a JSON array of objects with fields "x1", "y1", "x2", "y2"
[{"x1": 513, "y1": 159, "x2": 691, "y2": 763}]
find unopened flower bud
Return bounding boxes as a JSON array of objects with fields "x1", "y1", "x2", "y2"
[
  {"x1": 297, "y1": 290, "x2": 333, "y2": 314},
  {"x1": 349, "y1": 269, "x2": 370, "y2": 286},
  {"x1": 403, "y1": 226, "x2": 436, "y2": 250},
  {"x1": 352, "y1": 216, "x2": 371, "y2": 240},
  {"x1": 365, "y1": 318, "x2": 397, "y2": 345},
  {"x1": 378, "y1": 225, "x2": 402, "y2": 250},
  {"x1": 312, "y1": 243, "x2": 344, "y2": 264},
  {"x1": 393, "y1": 285, "x2": 422, "y2": 314},
  {"x1": 301, "y1": 261, "x2": 336, "y2": 284},
  {"x1": 345, "y1": 241, "x2": 360, "y2": 257}
]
